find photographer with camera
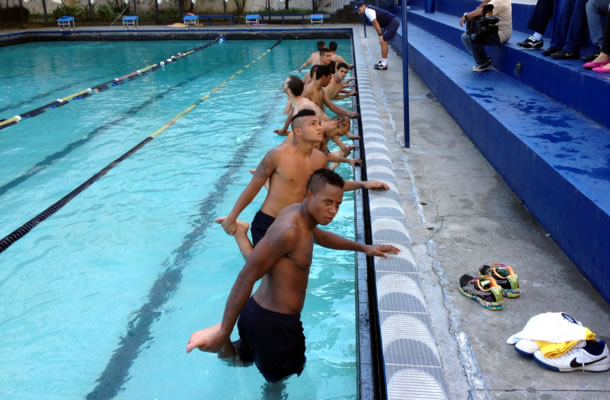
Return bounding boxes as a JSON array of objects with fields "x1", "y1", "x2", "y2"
[{"x1": 459, "y1": 0, "x2": 513, "y2": 72}]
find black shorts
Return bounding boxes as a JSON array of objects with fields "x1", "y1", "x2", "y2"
[
  {"x1": 235, "y1": 297, "x2": 306, "y2": 382},
  {"x1": 251, "y1": 210, "x2": 275, "y2": 247},
  {"x1": 382, "y1": 17, "x2": 400, "y2": 42}
]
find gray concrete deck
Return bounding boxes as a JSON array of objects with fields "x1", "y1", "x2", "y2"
[{"x1": 355, "y1": 25, "x2": 610, "y2": 399}]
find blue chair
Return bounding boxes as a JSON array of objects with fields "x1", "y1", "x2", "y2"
[
  {"x1": 310, "y1": 14, "x2": 324, "y2": 25},
  {"x1": 183, "y1": 15, "x2": 199, "y2": 28},
  {"x1": 245, "y1": 14, "x2": 260, "y2": 26},
  {"x1": 122, "y1": 16, "x2": 139, "y2": 29},
  {"x1": 56, "y1": 16, "x2": 75, "y2": 30}
]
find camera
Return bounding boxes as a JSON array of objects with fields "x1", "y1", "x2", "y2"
[{"x1": 466, "y1": 4, "x2": 500, "y2": 41}]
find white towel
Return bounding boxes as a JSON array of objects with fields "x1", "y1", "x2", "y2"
[{"x1": 507, "y1": 312, "x2": 587, "y2": 344}]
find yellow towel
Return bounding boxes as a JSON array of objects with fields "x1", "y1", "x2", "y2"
[{"x1": 536, "y1": 328, "x2": 596, "y2": 358}]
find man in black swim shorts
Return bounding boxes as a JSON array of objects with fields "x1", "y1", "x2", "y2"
[
  {"x1": 187, "y1": 169, "x2": 400, "y2": 382},
  {"x1": 219, "y1": 109, "x2": 389, "y2": 247},
  {"x1": 355, "y1": 1, "x2": 401, "y2": 70}
]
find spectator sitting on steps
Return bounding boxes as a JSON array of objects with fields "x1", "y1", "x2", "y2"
[
  {"x1": 460, "y1": 0, "x2": 513, "y2": 72},
  {"x1": 584, "y1": 9, "x2": 610, "y2": 72}
]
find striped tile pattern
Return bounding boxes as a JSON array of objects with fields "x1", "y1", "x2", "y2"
[{"x1": 353, "y1": 32, "x2": 449, "y2": 400}]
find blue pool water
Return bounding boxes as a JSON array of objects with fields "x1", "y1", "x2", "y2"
[{"x1": 0, "y1": 39, "x2": 357, "y2": 398}]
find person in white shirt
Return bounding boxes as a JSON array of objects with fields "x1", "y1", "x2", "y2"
[
  {"x1": 355, "y1": 1, "x2": 401, "y2": 70},
  {"x1": 459, "y1": 0, "x2": 513, "y2": 71}
]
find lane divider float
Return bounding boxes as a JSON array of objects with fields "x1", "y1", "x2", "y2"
[
  {"x1": 0, "y1": 39, "x2": 283, "y2": 255},
  {"x1": 0, "y1": 36, "x2": 222, "y2": 131}
]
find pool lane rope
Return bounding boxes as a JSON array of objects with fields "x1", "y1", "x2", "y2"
[
  {"x1": 0, "y1": 36, "x2": 222, "y2": 131},
  {"x1": 0, "y1": 39, "x2": 282, "y2": 255}
]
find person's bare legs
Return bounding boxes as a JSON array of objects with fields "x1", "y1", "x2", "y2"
[
  {"x1": 215, "y1": 217, "x2": 253, "y2": 259},
  {"x1": 381, "y1": 40, "x2": 389, "y2": 59}
]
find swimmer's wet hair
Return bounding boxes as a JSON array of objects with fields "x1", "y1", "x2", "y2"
[
  {"x1": 332, "y1": 115, "x2": 350, "y2": 130},
  {"x1": 319, "y1": 48, "x2": 331, "y2": 56},
  {"x1": 317, "y1": 41, "x2": 326, "y2": 50},
  {"x1": 310, "y1": 64, "x2": 332, "y2": 79},
  {"x1": 307, "y1": 168, "x2": 345, "y2": 192},
  {"x1": 337, "y1": 62, "x2": 349, "y2": 71},
  {"x1": 329, "y1": 41, "x2": 338, "y2": 51},
  {"x1": 291, "y1": 109, "x2": 317, "y2": 130},
  {"x1": 286, "y1": 75, "x2": 304, "y2": 96}
]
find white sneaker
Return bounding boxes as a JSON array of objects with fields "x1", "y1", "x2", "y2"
[
  {"x1": 515, "y1": 339, "x2": 539, "y2": 357},
  {"x1": 534, "y1": 340, "x2": 609, "y2": 372}
]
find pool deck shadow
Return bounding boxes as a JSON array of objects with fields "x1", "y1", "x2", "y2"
[{"x1": 354, "y1": 24, "x2": 610, "y2": 400}]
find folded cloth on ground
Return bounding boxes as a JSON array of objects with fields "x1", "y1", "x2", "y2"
[
  {"x1": 536, "y1": 331, "x2": 595, "y2": 358},
  {"x1": 507, "y1": 312, "x2": 594, "y2": 345}
]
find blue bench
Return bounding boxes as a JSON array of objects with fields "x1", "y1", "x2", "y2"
[
  {"x1": 245, "y1": 14, "x2": 260, "y2": 25},
  {"x1": 199, "y1": 14, "x2": 234, "y2": 25},
  {"x1": 183, "y1": 15, "x2": 199, "y2": 28},
  {"x1": 56, "y1": 16, "x2": 75, "y2": 30},
  {"x1": 403, "y1": 16, "x2": 610, "y2": 303},
  {"x1": 122, "y1": 16, "x2": 139, "y2": 29},
  {"x1": 261, "y1": 14, "x2": 305, "y2": 24},
  {"x1": 310, "y1": 14, "x2": 324, "y2": 24}
]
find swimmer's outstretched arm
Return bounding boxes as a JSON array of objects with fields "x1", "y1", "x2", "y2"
[
  {"x1": 331, "y1": 136, "x2": 354, "y2": 154},
  {"x1": 322, "y1": 92, "x2": 358, "y2": 119},
  {"x1": 297, "y1": 54, "x2": 314, "y2": 73},
  {"x1": 274, "y1": 108, "x2": 294, "y2": 135},
  {"x1": 186, "y1": 226, "x2": 296, "y2": 355},
  {"x1": 334, "y1": 90, "x2": 357, "y2": 100},
  {"x1": 313, "y1": 228, "x2": 400, "y2": 257},
  {"x1": 326, "y1": 152, "x2": 362, "y2": 168},
  {"x1": 222, "y1": 150, "x2": 276, "y2": 235},
  {"x1": 343, "y1": 180, "x2": 390, "y2": 192}
]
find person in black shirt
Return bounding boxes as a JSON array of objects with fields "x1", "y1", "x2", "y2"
[{"x1": 355, "y1": 1, "x2": 401, "y2": 70}]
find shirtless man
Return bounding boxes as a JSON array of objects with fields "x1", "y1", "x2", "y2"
[
  {"x1": 296, "y1": 40, "x2": 325, "y2": 73},
  {"x1": 324, "y1": 62, "x2": 357, "y2": 101},
  {"x1": 302, "y1": 48, "x2": 334, "y2": 85},
  {"x1": 328, "y1": 41, "x2": 354, "y2": 69},
  {"x1": 303, "y1": 65, "x2": 358, "y2": 119},
  {"x1": 274, "y1": 115, "x2": 360, "y2": 170},
  {"x1": 275, "y1": 75, "x2": 330, "y2": 136},
  {"x1": 221, "y1": 109, "x2": 389, "y2": 243},
  {"x1": 187, "y1": 169, "x2": 399, "y2": 383}
]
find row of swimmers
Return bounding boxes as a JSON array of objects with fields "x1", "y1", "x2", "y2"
[{"x1": 186, "y1": 42, "x2": 399, "y2": 384}]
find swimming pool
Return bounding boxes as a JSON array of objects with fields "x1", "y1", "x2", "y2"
[{"x1": 0, "y1": 38, "x2": 358, "y2": 399}]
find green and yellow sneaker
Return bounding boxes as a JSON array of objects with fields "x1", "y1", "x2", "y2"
[
  {"x1": 479, "y1": 264, "x2": 520, "y2": 298},
  {"x1": 458, "y1": 274, "x2": 503, "y2": 310}
]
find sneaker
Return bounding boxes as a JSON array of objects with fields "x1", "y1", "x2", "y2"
[
  {"x1": 542, "y1": 46, "x2": 561, "y2": 56},
  {"x1": 534, "y1": 340, "x2": 609, "y2": 372},
  {"x1": 472, "y1": 58, "x2": 492, "y2": 72},
  {"x1": 551, "y1": 49, "x2": 580, "y2": 60},
  {"x1": 479, "y1": 264, "x2": 519, "y2": 298},
  {"x1": 517, "y1": 37, "x2": 544, "y2": 50},
  {"x1": 515, "y1": 339, "x2": 539, "y2": 357},
  {"x1": 581, "y1": 48, "x2": 601, "y2": 62},
  {"x1": 374, "y1": 61, "x2": 388, "y2": 70},
  {"x1": 458, "y1": 274, "x2": 503, "y2": 310}
]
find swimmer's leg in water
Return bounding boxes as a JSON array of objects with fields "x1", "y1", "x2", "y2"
[{"x1": 215, "y1": 217, "x2": 253, "y2": 259}]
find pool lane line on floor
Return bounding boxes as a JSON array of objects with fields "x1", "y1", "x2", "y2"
[
  {"x1": 0, "y1": 36, "x2": 222, "y2": 131},
  {"x1": 0, "y1": 56, "x2": 231, "y2": 198},
  {"x1": 0, "y1": 39, "x2": 282, "y2": 255},
  {"x1": 85, "y1": 84, "x2": 285, "y2": 400}
]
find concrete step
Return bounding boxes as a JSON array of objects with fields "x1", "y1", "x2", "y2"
[
  {"x1": 407, "y1": 8, "x2": 610, "y2": 131},
  {"x1": 401, "y1": 22, "x2": 610, "y2": 302}
]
